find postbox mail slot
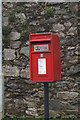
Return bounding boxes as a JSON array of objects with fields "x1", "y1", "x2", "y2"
[
  {"x1": 30, "y1": 39, "x2": 50, "y2": 42},
  {"x1": 29, "y1": 33, "x2": 61, "y2": 83}
]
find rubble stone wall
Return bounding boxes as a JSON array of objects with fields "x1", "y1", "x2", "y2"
[{"x1": 2, "y1": 2, "x2": 79, "y2": 118}]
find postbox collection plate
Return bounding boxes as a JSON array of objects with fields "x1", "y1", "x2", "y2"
[{"x1": 34, "y1": 45, "x2": 49, "y2": 51}]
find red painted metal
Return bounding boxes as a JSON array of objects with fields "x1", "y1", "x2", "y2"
[{"x1": 29, "y1": 33, "x2": 61, "y2": 82}]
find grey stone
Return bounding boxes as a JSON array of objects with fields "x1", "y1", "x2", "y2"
[
  {"x1": 26, "y1": 109, "x2": 38, "y2": 117},
  {"x1": 20, "y1": 46, "x2": 29, "y2": 57},
  {"x1": 69, "y1": 56, "x2": 78, "y2": 64},
  {"x1": 58, "y1": 32, "x2": 65, "y2": 38},
  {"x1": 20, "y1": 67, "x2": 30, "y2": 78},
  {"x1": 28, "y1": 108, "x2": 37, "y2": 112},
  {"x1": 46, "y1": 17, "x2": 58, "y2": 24},
  {"x1": 54, "y1": 81, "x2": 69, "y2": 88},
  {"x1": 64, "y1": 22, "x2": 72, "y2": 27},
  {"x1": 49, "y1": 110, "x2": 60, "y2": 118},
  {"x1": 10, "y1": 41, "x2": 21, "y2": 49},
  {"x1": 26, "y1": 41, "x2": 29, "y2": 45},
  {"x1": 27, "y1": 15, "x2": 34, "y2": 19},
  {"x1": 40, "y1": 18, "x2": 46, "y2": 25},
  {"x1": 5, "y1": 98, "x2": 12, "y2": 103},
  {"x1": 37, "y1": 104, "x2": 44, "y2": 111},
  {"x1": 60, "y1": 38, "x2": 67, "y2": 44},
  {"x1": 67, "y1": 65, "x2": 80, "y2": 75},
  {"x1": 67, "y1": 27, "x2": 77, "y2": 35},
  {"x1": 69, "y1": 99, "x2": 78, "y2": 105},
  {"x1": 10, "y1": 32, "x2": 21, "y2": 41},
  {"x1": 38, "y1": 91, "x2": 44, "y2": 98},
  {"x1": 25, "y1": 3, "x2": 31, "y2": 7},
  {"x1": 75, "y1": 51, "x2": 79, "y2": 55},
  {"x1": 27, "y1": 67, "x2": 30, "y2": 79},
  {"x1": 3, "y1": 65, "x2": 20, "y2": 77},
  {"x1": 63, "y1": 15, "x2": 70, "y2": 19},
  {"x1": 13, "y1": 60, "x2": 26, "y2": 67},
  {"x1": 67, "y1": 46, "x2": 75, "y2": 50},
  {"x1": 15, "y1": 13, "x2": 26, "y2": 22},
  {"x1": 54, "y1": 10, "x2": 66, "y2": 15},
  {"x1": 50, "y1": 99, "x2": 75, "y2": 110},
  {"x1": 26, "y1": 101, "x2": 38, "y2": 116},
  {"x1": 3, "y1": 3, "x2": 13, "y2": 8},
  {"x1": 57, "y1": 92, "x2": 79, "y2": 100},
  {"x1": 14, "y1": 99, "x2": 25, "y2": 104},
  {"x1": 38, "y1": 27, "x2": 45, "y2": 32},
  {"x1": 67, "y1": 51, "x2": 74, "y2": 56},
  {"x1": 29, "y1": 21, "x2": 39, "y2": 26},
  {"x1": 20, "y1": 68, "x2": 27, "y2": 78},
  {"x1": 4, "y1": 49, "x2": 16, "y2": 60},
  {"x1": 54, "y1": 7, "x2": 60, "y2": 10},
  {"x1": 41, "y1": 11, "x2": 45, "y2": 15},
  {"x1": 26, "y1": 102, "x2": 37, "y2": 108},
  {"x1": 6, "y1": 83, "x2": 18, "y2": 89},
  {"x1": 2, "y1": 17, "x2": 8, "y2": 26},
  {"x1": 27, "y1": 13, "x2": 34, "y2": 19},
  {"x1": 53, "y1": 23, "x2": 65, "y2": 32}
]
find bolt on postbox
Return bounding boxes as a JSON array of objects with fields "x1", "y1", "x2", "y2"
[{"x1": 29, "y1": 33, "x2": 61, "y2": 82}]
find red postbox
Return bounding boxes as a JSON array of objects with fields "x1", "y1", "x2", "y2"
[{"x1": 29, "y1": 33, "x2": 61, "y2": 82}]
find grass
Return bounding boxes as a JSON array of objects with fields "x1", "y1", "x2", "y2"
[
  {"x1": 45, "y1": 7, "x2": 53, "y2": 17},
  {"x1": 3, "y1": 118, "x2": 78, "y2": 120},
  {"x1": 3, "y1": 114, "x2": 78, "y2": 120}
]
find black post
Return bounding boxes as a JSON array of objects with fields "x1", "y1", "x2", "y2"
[{"x1": 44, "y1": 82, "x2": 49, "y2": 120}]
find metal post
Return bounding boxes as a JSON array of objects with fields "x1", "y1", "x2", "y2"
[{"x1": 44, "y1": 83, "x2": 49, "y2": 120}]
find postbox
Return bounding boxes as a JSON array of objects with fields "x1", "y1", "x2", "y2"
[{"x1": 29, "y1": 33, "x2": 61, "y2": 82}]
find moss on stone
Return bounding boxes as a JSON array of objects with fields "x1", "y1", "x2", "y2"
[
  {"x1": 15, "y1": 8, "x2": 21, "y2": 13},
  {"x1": 9, "y1": 11, "x2": 16, "y2": 22},
  {"x1": 3, "y1": 36, "x2": 10, "y2": 47},
  {"x1": 21, "y1": 30, "x2": 29, "y2": 41},
  {"x1": 69, "y1": 3, "x2": 75, "y2": 8},
  {"x1": 2, "y1": 26, "x2": 11, "y2": 35},
  {"x1": 21, "y1": 22, "x2": 27, "y2": 28}
]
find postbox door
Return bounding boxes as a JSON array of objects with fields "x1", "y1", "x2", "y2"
[{"x1": 31, "y1": 52, "x2": 53, "y2": 82}]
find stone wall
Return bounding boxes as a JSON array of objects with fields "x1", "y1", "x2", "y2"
[{"x1": 2, "y1": 2, "x2": 79, "y2": 118}]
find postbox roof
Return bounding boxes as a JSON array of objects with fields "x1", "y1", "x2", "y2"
[{"x1": 29, "y1": 32, "x2": 54, "y2": 42}]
